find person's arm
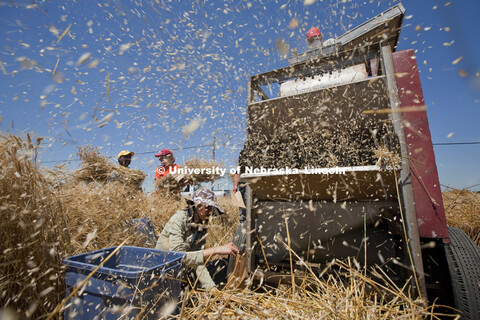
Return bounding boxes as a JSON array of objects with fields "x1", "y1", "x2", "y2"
[
  {"x1": 196, "y1": 243, "x2": 239, "y2": 291},
  {"x1": 202, "y1": 242, "x2": 239, "y2": 261},
  {"x1": 231, "y1": 174, "x2": 240, "y2": 194},
  {"x1": 167, "y1": 213, "x2": 238, "y2": 266},
  {"x1": 232, "y1": 147, "x2": 248, "y2": 193}
]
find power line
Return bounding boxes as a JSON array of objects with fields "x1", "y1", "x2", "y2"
[
  {"x1": 133, "y1": 144, "x2": 213, "y2": 155},
  {"x1": 433, "y1": 141, "x2": 480, "y2": 146},
  {"x1": 41, "y1": 143, "x2": 213, "y2": 164},
  {"x1": 38, "y1": 141, "x2": 480, "y2": 164}
]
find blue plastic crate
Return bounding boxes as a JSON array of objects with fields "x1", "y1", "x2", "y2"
[{"x1": 63, "y1": 246, "x2": 185, "y2": 320}]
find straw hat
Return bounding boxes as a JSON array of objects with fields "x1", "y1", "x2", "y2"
[{"x1": 117, "y1": 150, "x2": 134, "y2": 159}]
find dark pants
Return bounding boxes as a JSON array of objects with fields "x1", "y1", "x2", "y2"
[
  {"x1": 186, "y1": 258, "x2": 229, "y2": 290},
  {"x1": 207, "y1": 258, "x2": 228, "y2": 287}
]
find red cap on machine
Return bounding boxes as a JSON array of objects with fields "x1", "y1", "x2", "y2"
[{"x1": 306, "y1": 27, "x2": 323, "y2": 43}]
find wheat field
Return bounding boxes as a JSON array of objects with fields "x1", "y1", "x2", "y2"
[{"x1": 1, "y1": 134, "x2": 472, "y2": 319}]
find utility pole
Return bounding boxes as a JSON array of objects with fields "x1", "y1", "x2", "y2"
[
  {"x1": 211, "y1": 137, "x2": 216, "y2": 190},
  {"x1": 212, "y1": 136, "x2": 215, "y2": 161}
]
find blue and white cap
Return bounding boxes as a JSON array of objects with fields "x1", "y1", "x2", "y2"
[{"x1": 189, "y1": 188, "x2": 225, "y2": 216}]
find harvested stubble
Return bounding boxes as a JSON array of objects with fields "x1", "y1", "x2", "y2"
[
  {"x1": 74, "y1": 145, "x2": 146, "y2": 190},
  {"x1": 180, "y1": 259, "x2": 445, "y2": 320},
  {"x1": 442, "y1": 189, "x2": 480, "y2": 246}
]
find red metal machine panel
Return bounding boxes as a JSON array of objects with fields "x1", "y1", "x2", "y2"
[{"x1": 393, "y1": 49, "x2": 449, "y2": 240}]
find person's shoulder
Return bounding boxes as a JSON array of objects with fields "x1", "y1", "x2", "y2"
[
  {"x1": 177, "y1": 208, "x2": 188, "y2": 215},
  {"x1": 168, "y1": 209, "x2": 190, "y2": 227},
  {"x1": 171, "y1": 208, "x2": 188, "y2": 220}
]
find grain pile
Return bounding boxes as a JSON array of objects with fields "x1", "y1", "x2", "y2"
[
  {"x1": 245, "y1": 75, "x2": 400, "y2": 170},
  {"x1": 443, "y1": 189, "x2": 480, "y2": 246},
  {"x1": 243, "y1": 120, "x2": 399, "y2": 169}
]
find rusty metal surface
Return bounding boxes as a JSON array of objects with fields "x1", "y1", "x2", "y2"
[{"x1": 393, "y1": 49, "x2": 449, "y2": 240}]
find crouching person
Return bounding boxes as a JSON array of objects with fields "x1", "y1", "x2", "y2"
[{"x1": 156, "y1": 189, "x2": 238, "y2": 290}]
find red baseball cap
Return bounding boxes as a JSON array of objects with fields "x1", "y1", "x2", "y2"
[
  {"x1": 306, "y1": 27, "x2": 322, "y2": 42},
  {"x1": 155, "y1": 149, "x2": 173, "y2": 157}
]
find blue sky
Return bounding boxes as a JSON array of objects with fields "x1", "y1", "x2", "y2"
[{"x1": 1, "y1": 0, "x2": 479, "y2": 192}]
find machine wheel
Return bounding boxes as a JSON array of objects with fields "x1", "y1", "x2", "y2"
[{"x1": 445, "y1": 226, "x2": 480, "y2": 320}]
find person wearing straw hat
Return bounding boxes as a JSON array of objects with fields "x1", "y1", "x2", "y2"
[
  {"x1": 106, "y1": 150, "x2": 135, "y2": 183},
  {"x1": 117, "y1": 150, "x2": 134, "y2": 168},
  {"x1": 156, "y1": 188, "x2": 238, "y2": 290}
]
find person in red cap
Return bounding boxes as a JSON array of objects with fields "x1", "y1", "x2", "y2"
[
  {"x1": 154, "y1": 149, "x2": 181, "y2": 180},
  {"x1": 306, "y1": 27, "x2": 323, "y2": 49}
]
